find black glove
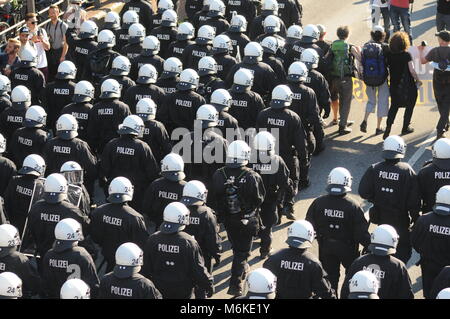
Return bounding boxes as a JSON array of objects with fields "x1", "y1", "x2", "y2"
[
  {"x1": 206, "y1": 285, "x2": 215, "y2": 298},
  {"x1": 213, "y1": 255, "x2": 221, "y2": 268}
]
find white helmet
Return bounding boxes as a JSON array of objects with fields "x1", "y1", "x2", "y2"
[
  {"x1": 162, "y1": 57, "x2": 183, "y2": 77},
  {"x1": 287, "y1": 25, "x2": 303, "y2": 41},
  {"x1": 110, "y1": 56, "x2": 131, "y2": 76},
  {"x1": 122, "y1": 10, "x2": 139, "y2": 27},
  {"x1": 177, "y1": 22, "x2": 195, "y2": 40},
  {"x1": 263, "y1": 15, "x2": 281, "y2": 34},
  {"x1": 115, "y1": 242, "x2": 143, "y2": 278},
  {"x1": 382, "y1": 135, "x2": 406, "y2": 159},
  {"x1": 232, "y1": 68, "x2": 254, "y2": 92},
  {"x1": 118, "y1": 114, "x2": 144, "y2": 136},
  {"x1": 212, "y1": 34, "x2": 232, "y2": 54},
  {"x1": 208, "y1": 0, "x2": 226, "y2": 17},
  {"x1": 73, "y1": 80, "x2": 95, "y2": 103},
  {"x1": 158, "y1": 0, "x2": 174, "y2": 13},
  {"x1": 142, "y1": 35, "x2": 160, "y2": 56},
  {"x1": 0, "y1": 272, "x2": 22, "y2": 299},
  {"x1": 261, "y1": 0, "x2": 278, "y2": 13},
  {"x1": 349, "y1": 270, "x2": 379, "y2": 298},
  {"x1": 301, "y1": 48, "x2": 320, "y2": 70},
  {"x1": 254, "y1": 131, "x2": 276, "y2": 153},
  {"x1": 137, "y1": 64, "x2": 158, "y2": 85},
  {"x1": 0, "y1": 133, "x2": 4, "y2": 154},
  {"x1": 108, "y1": 176, "x2": 134, "y2": 203},
  {"x1": 136, "y1": 98, "x2": 157, "y2": 121},
  {"x1": 198, "y1": 56, "x2": 217, "y2": 76},
  {"x1": 244, "y1": 42, "x2": 263, "y2": 62},
  {"x1": 56, "y1": 60, "x2": 77, "y2": 80},
  {"x1": 302, "y1": 24, "x2": 320, "y2": 43},
  {"x1": 326, "y1": 167, "x2": 352, "y2": 195},
  {"x1": 161, "y1": 9, "x2": 177, "y2": 27},
  {"x1": 369, "y1": 224, "x2": 399, "y2": 256},
  {"x1": 0, "y1": 224, "x2": 21, "y2": 250},
  {"x1": 97, "y1": 29, "x2": 116, "y2": 49},
  {"x1": 161, "y1": 153, "x2": 185, "y2": 181},
  {"x1": 161, "y1": 202, "x2": 190, "y2": 233},
  {"x1": 100, "y1": 78, "x2": 121, "y2": 99},
  {"x1": 210, "y1": 88, "x2": 232, "y2": 111},
  {"x1": 177, "y1": 68, "x2": 199, "y2": 90},
  {"x1": 54, "y1": 218, "x2": 84, "y2": 245},
  {"x1": 19, "y1": 46, "x2": 37, "y2": 67},
  {"x1": 44, "y1": 173, "x2": 68, "y2": 203},
  {"x1": 11, "y1": 85, "x2": 31, "y2": 108},
  {"x1": 270, "y1": 84, "x2": 293, "y2": 109},
  {"x1": 287, "y1": 61, "x2": 308, "y2": 82},
  {"x1": 437, "y1": 288, "x2": 450, "y2": 299},
  {"x1": 60, "y1": 161, "x2": 84, "y2": 184},
  {"x1": 0, "y1": 74, "x2": 11, "y2": 93},
  {"x1": 286, "y1": 220, "x2": 315, "y2": 249},
  {"x1": 227, "y1": 140, "x2": 251, "y2": 167},
  {"x1": 196, "y1": 104, "x2": 219, "y2": 128},
  {"x1": 104, "y1": 12, "x2": 120, "y2": 30},
  {"x1": 128, "y1": 23, "x2": 145, "y2": 44},
  {"x1": 261, "y1": 36, "x2": 279, "y2": 54},
  {"x1": 197, "y1": 25, "x2": 216, "y2": 44},
  {"x1": 56, "y1": 114, "x2": 78, "y2": 139},
  {"x1": 229, "y1": 14, "x2": 247, "y2": 33},
  {"x1": 246, "y1": 268, "x2": 276, "y2": 297},
  {"x1": 79, "y1": 20, "x2": 98, "y2": 39},
  {"x1": 60, "y1": 279, "x2": 91, "y2": 299},
  {"x1": 181, "y1": 180, "x2": 208, "y2": 206},
  {"x1": 434, "y1": 185, "x2": 450, "y2": 215},
  {"x1": 24, "y1": 105, "x2": 46, "y2": 128},
  {"x1": 19, "y1": 154, "x2": 46, "y2": 176},
  {"x1": 433, "y1": 138, "x2": 450, "y2": 170}
]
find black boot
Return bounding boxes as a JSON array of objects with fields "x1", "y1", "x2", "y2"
[{"x1": 383, "y1": 125, "x2": 391, "y2": 140}]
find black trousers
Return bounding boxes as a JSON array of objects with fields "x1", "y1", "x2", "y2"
[
  {"x1": 393, "y1": 228, "x2": 412, "y2": 264},
  {"x1": 420, "y1": 260, "x2": 445, "y2": 299},
  {"x1": 259, "y1": 200, "x2": 278, "y2": 254},
  {"x1": 281, "y1": 154, "x2": 299, "y2": 207},
  {"x1": 433, "y1": 79, "x2": 450, "y2": 135},
  {"x1": 46, "y1": 48, "x2": 63, "y2": 82},
  {"x1": 386, "y1": 103, "x2": 415, "y2": 131}
]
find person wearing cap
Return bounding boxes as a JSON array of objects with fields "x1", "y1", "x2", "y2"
[
  {"x1": 418, "y1": 29, "x2": 450, "y2": 140},
  {"x1": 150, "y1": 10, "x2": 178, "y2": 59},
  {"x1": 41, "y1": 218, "x2": 99, "y2": 298},
  {"x1": 430, "y1": 265, "x2": 450, "y2": 299},
  {"x1": 411, "y1": 185, "x2": 450, "y2": 298},
  {"x1": 0, "y1": 133, "x2": 16, "y2": 197},
  {"x1": 142, "y1": 202, "x2": 214, "y2": 298},
  {"x1": 370, "y1": 0, "x2": 391, "y2": 41},
  {"x1": 99, "y1": 56, "x2": 135, "y2": 100},
  {"x1": 263, "y1": 220, "x2": 336, "y2": 299},
  {"x1": 100, "y1": 115, "x2": 159, "y2": 211},
  {"x1": 24, "y1": 13, "x2": 50, "y2": 80},
  {"x1": 359, "y1": 135, "x2": 420, "y2": 263},
  {"x1": 197, "y1": 56, "x2": 226, "y2": 101},
  {"x1": 130, "y1": 36, "x2": 165, "y2": 80},
  {"x1": 340, "y1": 224, "x2": 414, "y2": 299},
  {"x1": 99, "y1": 243, "x2": 162, "y2": 299},
  {"x1": 71, "y1": 21, "x2": 98, "y2": 82},
  {"x1": 119, "y1": 0, "x2": 155, "y2": 32},
  {"x1": 306, "y1": 167, "x2": 370, "y2": 293},
  {"x1": 18, "y1": 26, "x2": 35, "y2": 58}
]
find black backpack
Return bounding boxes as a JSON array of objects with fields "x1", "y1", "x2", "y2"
[
  {"x1": 89, "y1": 52, "x2": 113, "y2": 79},
  {"x1": 219, "y1": 167, "x2": 250, "y2": 215}
]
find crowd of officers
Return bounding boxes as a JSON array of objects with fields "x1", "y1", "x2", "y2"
[{"x1": 0, "y1": 0, "x2": 449, "y2": 300}]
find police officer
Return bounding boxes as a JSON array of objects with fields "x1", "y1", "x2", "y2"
[
  {"x1": 87, "y1": 79, "x2": 131, "y2": 154},
  {"x1": 61, "y1": 81, "x2": 95, "y2": 142},
  {"x1": 192, "y1": 0, "x2": 211, "y2": 30},
  {"x1": 287, "y1": 61, "x2": 324, "y2": 155},
  {"x1": 72, "y1": 21, "x2": 98, "y2": 81},
  {"x1": 142, "y1": 153, "x2": 186, "y2": 229},
  {"x1": 121, "y1": 23, "x2": 145, "y2": 61},
  {"x1": 150, "y1": 9, "x2": 178, "y2": 59},
  {"x1": 306, "y1": 167, "x2": 371, "y2": 292},
  {"x1": 211, "y1": 35, "x2": 238, "y2": 80},
  {"x1": 0, "y1": 272, "x2": 22, "y2": 299},
  {"x1": 130, "y1": 36, "x2": 165, "y2": 80},
  {"x1": 199, "y1": 0, "x2": 229, "y2": 35},
  {"x1": 249, "y1": 0, "x2": 287, "y2": 40},
  {"x1": 250, "y1": 131, "x2": 290, "y2": 258},
  {"x1": 4, "y1": 154, "x2": 45, "y2": 234},
  {"x1": 263, "y1": 220, "x2": 336, "y2": 299},
  {"x1": 284, "y1": 25, "x2": 303, "y2": 54},
  {"x1": 222, "y1": 15, "x2": 251, "y2": 60},
  {"x1": 136, "y1": 98, "x2": 172, "y2": 163},
  {"x1": 0, "y1": 86, "x2": 31, "y2": 144},
  {"x1": 167, "y1": 22, "x2": 195, "y2": 60},
  {"x1": 43, "y1": 114, "x2": 97, "y2": 198},
  {"x1": 185, "y1": 0, "x2": 202, "y2": 21},
  {"x1": 119, "y1": 0, "x2": 155, "y2": 32},
  {"x1": 430, "y1": 266, "x2": 450, "y2": 299},
  {"x1": 8, "y1": 105, "x2": 49, "y2": 168},
  {"x1": 197, "y1": 56, "x2": 226, "y2": 101},
  {"x1": 124, "y1": 64, "x2": 166, "y2": 114},
  {"x1": 90, "y1": 177, "x2": 149, "y2": 272},
  {"x1": 155, "y1": 57, "x2": 183, "y2": 95},
  {"x1": 99, "y1": 56, "x2": 135, "y2": 99},
  {"x1": 0, "y1": 75, "x2": 11, "y2": 114},
  {"x1": 210, "y1": 140, "x2": 265, "y2": 296},
  {"x1": 228, "y1": 68, "x2": 265, "y2": 131},
  {"x1": 60, "y1": 278, "x2": 91, "y2": 299},
  {"x1": 254, "y1": 16, "x2": 286, "y2": 48},
  {"x1": 42, "y1": 61, "x2": 77, "y2": 131},
  {"x1": 162, "y1": 68, "x2": 206, "y2": 134},
  {"x1": 100, "y1": 115, "x2": 159, "y2": 211},
  {"x1": 0, "y1": 224, "x2": 40, "y2": 298},
  {"x1": 41, "y1": 218, "x2": 99, "y2": 298},
  {"x1": 411, "y1": 185, "x2": 450, "y2": 299},
  {"x1": 359, "y1": 135, "x2": 421, "y2": 263},
  {"x1": 347, "y1": 270, "x2": 380, "y2": 299},
  {"x1": 226, "y1": 42, "x2": 278, "y2": 100},
  {"x1": 60, "y1": 161, "x2": 91, "y2": 217},
  {"x1": 256, "y1": 85, "x2": 309, "y2": 219},
  {"x1": 0, "y1": 134, "x2": 16, "y2": 197},
  {"x1": 261, "y1": 36, "x2": 286, "y2": 82},
  {"x1": 9, "y1": 47, "x2": 45, "y2": 105},
  {"x1": 340, "y1": 224, "x2": 414, "y2": 299},
  {"x1": 102, "y1": 12, "x2": 121, "y2": 39},
  {"x1": 99, "y1": 243, "x2": 162, "y2": 299},
  {"x1": 151, "y1": 0, "x2": 174, "y2": 31},
  {"x1": 182, "y1": 25, "x2": 215, "y2": 70},
  {"x1": 26, "y1": 173, "x2": 90, "y2": 261},
  {"x1": 142, "y1": 202, "x2": 214, "y2": 298},
  {"x1": 210, "y1": 88, "x2": 241, "y2": 140},
  {"x1": 116, "y1": 11, "x2": 139, "y2": 50},
  {"x1": 238, "y1": 268, "x2": 276, "y2": 299},
  {"x1": 277, "y1": 0, "x2": 301, "y2": 28},
  {"x1": 418, "y1": 138, "x2": 450, "y2": 214}
]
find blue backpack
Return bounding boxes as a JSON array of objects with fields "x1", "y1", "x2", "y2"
[{"x1": 361, "y1": 42, "x2": 387, "y2": 87}]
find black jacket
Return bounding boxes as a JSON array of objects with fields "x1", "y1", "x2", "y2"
[
  {"x1": 418, "y1": 161, "x2": 450, "y2": 214},
  {"x1": 41, "y1": 79, "x2": 76, "y2": 131},
  {"x1": 287, "y1": 82, "x2": 322, "y2": 130},
  {"x1": 99, "y1": 75, "x2": 135, "y2": 101},
  {"x1": 212, "y1": 52, "x2": 238, "y2": 81},
  {"x1": 192, "y1": 9, "x2": 209, "y2": 30},
  {"x1": 228, "y1": 88, "x2": 265, "y2": 130},
  {"x1": 430, "y1": 266, "x2": 450, "y2": 299},
  {"x1": 284, "y1": 41, "x2": 325, "y2": 73},
  {"x1": 140, "y1": 119, "x2": 172, "y2": 163},
  {"x1": 262, "y1": 52, "x2": 287, "y2": 83},
  {"x1": 198, "y1": 75, "x2": 226, "y2": 102},
  {"x1": 0, "y1": 106, "x2": 28, "y2": 144},
  {"x1": 277, "y1": 0, "x2": 302, "y2": 27},
  {"x1": 72, "y1": 38, "x2": 98, "y2": 81},
  {"x1": 10, "y1": 67, "x2": 45, "y2": 104},
  {"x1": 216, "y1": 110, "x2": 241, "y2": 141},
  {"x1": 60, "y1": 102, "x2": 93, "y2": 142},
  {"x1": 120, "y1": 42, "x2": 143, "y2": 61},
  {"x1": 150, "y1": 26, "x2": 178, "y2": 59},
  {"x1": 198, "y1": 16, "x2": 230, "y2": 36},
  {"x1": 119, "y1": 0, "x2": 155, "y2": 31},
  {"x1": 8, "y1": 126, "x2": 49, "y2": 168},
  {"x1": 221, "y1": 31, "x2": 250, "y2": 61},
  {"x1": 0, "y1": 155, "x2": 16, "y2": 197},
  {"x1": 185, "y1": 0, "x2": 203, "y2": 20},
  {"x1": 304, "y1": 69, "x2": 331, "y2": 115},
  {"x1": 129, "y1": 54, "x2": 165, "y2": 81},
  {"x1": 181, "y1": 42, "x2": 212, "y2": 70},
  {"x1": 83, "y1": 48, "x2": 121, "y2": 84},
  {"x1": 116, "y1": 28, "x2": 130, "y2": 52},
  {"x1": 123, "y1": 83, "x2": 166, "y2": 114},
  {"x1": 99, "y1": 272, "x2": 162, "y2": 299},
  {"x1": 167, "y1": 40, "x2": 195, "y2": 60},
  {"x1": 155, "y1": 76, "x2": 179, "y2": 95},
  {"x1": 225, "y1": 0, "x2": 256, "y2": 23},
  {"x1": 0, "y1": 94, "x2": 12, "y2": 114},
  {"x1": 249, "y1": 13, "x2": 287, "y2": 40}
]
